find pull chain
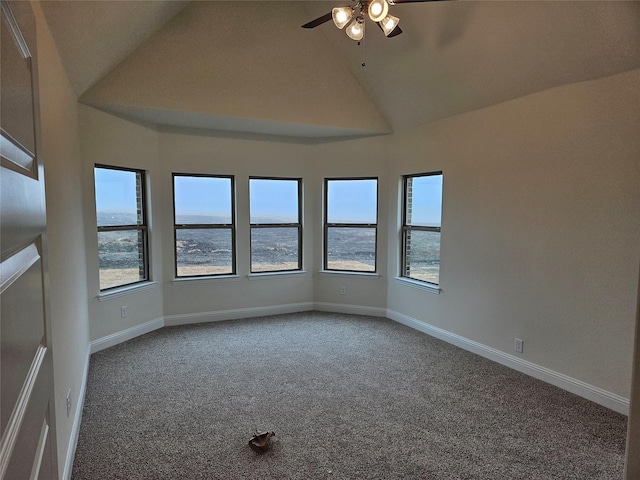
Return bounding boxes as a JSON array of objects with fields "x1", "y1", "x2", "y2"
[{"x1": 358, "y1": 36, "x2": 366, "y2": 67}]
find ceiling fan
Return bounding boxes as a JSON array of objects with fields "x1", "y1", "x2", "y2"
[{"x1": 302, "y1": 0, "x2": 453, "y2": 41}]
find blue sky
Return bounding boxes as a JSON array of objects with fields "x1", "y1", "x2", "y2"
[
  {"x1": 174, "y1": 175, "x2": 232, "y2": 221},
  {"x1": 96, "y1": 169, "x2": 441, "y2": 224},
  {"x1": 327, "y1": 179, "x2": 377, "y2": 223},
  {"x1": 94, "y1": 167, "x2": 138, "y2": 212},
  {"x1": 250, "y1": 179, "x2": 298, "y2": 222},
  {"x1": 408, "y1": 174, "x2": 442, "y2": 226}
]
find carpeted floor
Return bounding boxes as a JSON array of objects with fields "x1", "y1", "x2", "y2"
[{"x1": 72, "y1": 312, "x2": 627, "y2": 479}]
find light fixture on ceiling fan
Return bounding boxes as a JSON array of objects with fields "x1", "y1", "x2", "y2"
[{"x1": 302, "y1": 0, "x2": 452, "y2": 41}]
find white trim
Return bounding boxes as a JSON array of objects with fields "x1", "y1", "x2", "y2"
[
  {"x1": 171, "y1": 275, "x2": 240, "y2": 285},
  {"x1": 164, "y1": 302, "x2": 314, "y2": 326},
  {"x1": 393, "y1": 276, "x2": 440, "y2": 294},
  {"x1": 247, "y1": 270, "x2": 307, "y2": 279},
  {"x1": 0, "y1": 242, "x2": 40, "y2": 294},
  {"x1": 386, "y1": 309, "x2": 629, "y2": 415},
  {"x1": 0, "y1": 344, "x2": 47, "y2": 479},
  {"x1": 319, "y1": 270, "x2": 381, "y2": 279},
  {"x1": 29, "y1": 419, "x2": 48, "y2": 480},
  {"x1": 90, "y1": 318, "x2": 164, "y2": 354},
  {"x1": 1, "y1": 1, "x2": 31, "y2": 58},
  {"x1": 1, "y1": 129, "x2": 35, "y2": 173},
  {"x1": 97, "y1": 281, "x2": 158, "y2": 301},
  {"x1": 61, "y1": 346, "x2": 90, "y2": 480},
  {"x1": 314, "y1": 302, "x2": 387, "y2": 317}
]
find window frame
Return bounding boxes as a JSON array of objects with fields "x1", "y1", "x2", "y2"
[
  {"x1": 401, "y1": 171, "x2": 443, "y2": 286},
  {"x1": 323, "y1": 177, "x2": 378, "y2": 273},
  {"x1": 172, "y1": 173, "x2": 236, "y2": 278},
  {"x1": 249, "y1": 176, "x2": 303, "y2": 274},
  {"x1": 95, "y1": 164, "x2": 149, "y2": 292}
]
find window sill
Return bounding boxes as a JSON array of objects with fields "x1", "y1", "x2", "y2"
[
  {"x1": 97, "y1": 281, "x2": 158, "y2": 301},
  {"x1": 393, "y1": 276, "x2": 441, "y2": 294},
  {"x1": 319, "y1": 270, "x2": 380, "y2": 279},
  {"x1": 172, "y1": 274, "x2": 241, "y2": 285},
  {"x1": 247, "y1": 270, "x2": 307, "y2": 280}
]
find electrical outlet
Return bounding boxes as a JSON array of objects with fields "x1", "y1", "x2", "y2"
[
  {"x1": 66, "y1": 388, "x2": 72, "y2": 417},
  {"x1": 515, "y1": 338, "x2": 524, "y2": 353},
  {"x1": 339, "y1": 285, "x2": 347, "y2": 295},
  {"x1": 121, "y1": 306, "x2": 128, "y2": 318}
]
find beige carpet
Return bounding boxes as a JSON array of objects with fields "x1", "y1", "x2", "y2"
[{"x1": 72, "y1": 312, "x2": 627, "y2": 479}]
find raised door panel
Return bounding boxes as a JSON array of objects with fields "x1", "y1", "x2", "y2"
[
  {"x1": 0, "y1": 1, "x2": 57, "y2": 478},
  {"x1": 0, "y1": 245, "x2": 46, "y2": 435},
  {"x1": 1, "y1": 4, "x2": 35, "y2": 157}
]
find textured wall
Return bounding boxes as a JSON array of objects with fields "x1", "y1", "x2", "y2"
[
  {"x1": 79, "y1": 106, "x2": 164, "y2": 342},
  {"x1": 33, "y1": 3, "x2": 90, "y2": 477},
  {"x1": 386, "y1": 69, "x2": 640, "y2": 399}
]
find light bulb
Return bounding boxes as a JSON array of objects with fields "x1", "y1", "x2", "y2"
[
  {"x1": 380, "y1": 14, "x2": 399, "y2": 36},
  {"x1": 332, "y1": 6, "x2": 354, "y2": 29},
  {"x1": 346, "y1": 16, "x2": 365, "y2": 41},
  {"x1": 368, "y1": 0, "x2": 388, "y2": 23}
]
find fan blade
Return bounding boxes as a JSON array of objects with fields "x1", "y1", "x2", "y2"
[
  {"x1": 387, "y1": 25, "x2": 403, "y2": 37},
  {"x1": 302, "y1": 12, "x2": 332, "y2": 29}
]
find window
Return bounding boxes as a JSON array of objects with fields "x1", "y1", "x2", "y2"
[
  {"x1": 401, "y1": 172, "x2": 443, "y2": 285},
  {"x1": 94, "y1": 165, "x2": 148, "y2": 291},
  {"x1": 324, "y1": 178, "x2": 378, "y2": 272},
  {"x1": 249, "y1": 177, "x2": 302, "y2": 273},
  {"x1": 173, "y1": 174, "x2": 235, "y2": 277}
]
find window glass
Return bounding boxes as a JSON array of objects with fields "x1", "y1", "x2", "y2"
[
  {"x1": 94, "y1": 166, "x2": 148, "y2": 291},
  {"x1": 406, "y1": 175, "x2": 442, "y2": 227},
  {"x1": 250, "y1": 179, "x2": 299, "y2": 224},
  {"x1": 173, "y1": 174, "x2": 235, "y2": 277},
  {"x1": 174, "y1": 175, "x2": 232, "y2": 224},
  {"x1": 327, "y1": 179, "x2": 377, "y2": 224},
  {"x1": 250, "y1": 227, "x2": 300, "y2": 272},
  {"x1": 325, "y1": 178, "x2": 378, "y2": 272},
  {"x1": 326, "y1": 227, "x2": 376, "y2": 272},
  {"x1": 249, "y1": 178, "x2": 301, "y2": 273},
  {"x1": 175, "y1": 228, "x2": 233, "y2": 277},
  {"x1": 95, "y1": 167, "x2": 141, "y2": 226},
  {"x1": 402, "y1": 172, "x2": 443, "y2": 285}
]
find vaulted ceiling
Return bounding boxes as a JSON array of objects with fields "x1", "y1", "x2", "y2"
[{"x1": 41, "y1": 1, "x2": 640, "y2": 140}]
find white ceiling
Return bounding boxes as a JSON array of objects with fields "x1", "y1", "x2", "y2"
[{"x1": 41, "y1": 1, "x2": 640, "y2": 140}]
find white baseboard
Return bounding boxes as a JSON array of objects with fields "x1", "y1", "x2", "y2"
[
  {"x1": 61, "y1": 345, "x2": 90, "y2": 480},
  {"x1": 90, "y1": 317, "x2": 164, "y2": 354},
  {"x1": 164, "y1": 302, "x2": 314, "y2": 326},
  {"x1": 86, "y1": 306, "x2": 628, "y2": 415},
  {"x1": 314, "y1": 302, "x2": 387, "y2": 317},
  {"x1": 386, "y1": 309, "x2": 629, "y2": 415}
]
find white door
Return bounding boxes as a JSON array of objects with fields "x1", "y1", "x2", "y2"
[{"x1": 1, "y1": 0, "x2": 57, "y2": 478}]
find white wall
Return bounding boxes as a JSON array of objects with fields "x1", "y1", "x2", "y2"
[
  {"x1": 79, "y1": 107, "x2": 164, "y2": 341},
  {"x1": 77, "y1": 114, "x2": 392, "y2": 330},
  {"x1": 30, "y1": 0, "x2": 639, "y2": 474},
  {"x1": 33, "y1": 3, "x2": 90, "y2": 477},
  {"x1": 76, "y1": 70, "x2": 640, "y2": 407},
  {"x1": 155, "y1": 131, "x2": 390, "y2": 320},
  {"x1": 309, "y1": 137, "x2": 389, "y2": 313},
  {"x1": 386, "y1": 69, "x2": 640, "y2": 400},
  {"x1": 158, "y1": 132, "x2": 316, "y2": 321}
]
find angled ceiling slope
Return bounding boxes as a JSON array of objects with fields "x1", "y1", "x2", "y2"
[
  {"x1": 40, "y1": 0, "x2": 189, "y2": 98},
  {"x1": 79, "y1": 1, "x2": 391, "y2": 139},
  {"x1": 306, "y1": 0, "x2": 640, "y2": 132},
  {"x1": 43, "y1": 1, "x2": 640, "y2": 139}
]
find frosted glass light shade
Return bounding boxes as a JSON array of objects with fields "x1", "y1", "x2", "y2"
[
  {"x1": 332, "y1": 6, "x2": 354, "y2": 29},
  {"x1": 368, "y1": 0, "x2": 388, "y2": 22},
  {"x1": 380, "y1": 14, "x2": 399, "y2": 36},
  {"x1": 346, "y1": 17, "x2": 365, "y2": 41}
]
